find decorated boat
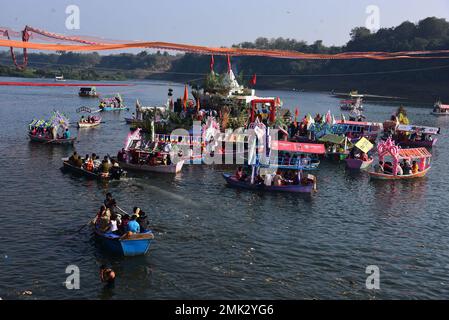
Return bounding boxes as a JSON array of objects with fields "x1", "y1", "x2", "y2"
[
  {"x1": 368, "y1": 138, "x2": 432, "y2": 180},
  {"x1": 94, "y1": 228, "x2": 154, "y2": 256},
  {"x1": 271, "y1": 140, "x2": 325, "y2": 170},
  {"x1": 392, "y1": 124, "x2": 439, "y2": 148},
  {"x1": 340, "y1": 97, "x2": 363, "y2": 111},
  {"x1": 319, "y1": 134, "x2": 351, "y2": 161},
  {"x1": 28, "y1": 111, "x2": 76, "y2": 145},
  {"x1": 431, "y1": 101, "x2": 449, "y2": 116},
  {"x1": 345, "y1": 137, "x2": 374, "y2": 170},
  {"x1": 78, "y1": 87, "x2": 99, "y2": 98},
  {"x1": 333, "y1": 120, "x2": 382, "y2": 142},
  {"x1": 99, "y1": 94, "x2": 128, "y2": 111},
  {"x1": 62, "y1": 160, "x2": 126, "y2": 180},
  {"x1": 77, "y1": 115, "x2": 101, "y2": 128},
  {"x1": 116, "y1": 128, "x2": 184, "y2": 174}
]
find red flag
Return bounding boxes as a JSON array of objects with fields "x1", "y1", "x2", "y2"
[
  {"x1": 250, "y1": 74, "x2": 257, "y2": 86},
  {"x1": 183, "y1": 84, "x2": 188, "y2": 112},
  {"x1": 227, "y1": 54, "x2": 231, "y2": 74},
  {"x1": 210, "y1": 55, "x2": 214, "y2": 72}
]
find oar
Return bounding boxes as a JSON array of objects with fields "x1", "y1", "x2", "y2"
[{"x1": 77, "y1": 217, "x2": 95, "y2": 233}]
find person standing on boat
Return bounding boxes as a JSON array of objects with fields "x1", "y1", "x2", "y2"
[
  {"x1": 51, "y1": 126, "x2": 57, "y2": 140},
  {"x1": 63, "y1": 128, "x2": 71, "y2": 139},
  {"x1": 137, "y1": 211, "x2": 149, "y2": 232},
  {"x1": 104, "y1": 193, "x2": 117, "y2": 213}
]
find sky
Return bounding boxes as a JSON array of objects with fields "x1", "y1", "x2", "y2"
[{"x1": 1, "y1": 0, "x2": 449, "y2": 48}]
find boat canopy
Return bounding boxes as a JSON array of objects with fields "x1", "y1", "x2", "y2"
[
  {"x1": 438, "y1": 104, "x2": 449, "y2": 110},
  {"x1": 398, "y1": 148, "x2": 432, "y2": 160},
  {"x1": 336, "y1": 120, "x2": 382, "y2": 128},
  {"x1": 271, "y1": 141, "x2": 325, "y2": 154},
  {"x1": 318, "y1": 134, "x2": 347, "y2": 145},
  {"x1": 396, "y1": 124, "x2": 439, "y2": 135}
]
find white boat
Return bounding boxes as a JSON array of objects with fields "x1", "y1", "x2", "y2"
[
  {"x1": 431, "y1": 101, "x2": 449, "y2": 116},
  {"x1": 77, "y1": 121, "x2": 101, "y2": 128},
  {"x1": 55, "y1": 75, "x2": 66, "y2": 82}
]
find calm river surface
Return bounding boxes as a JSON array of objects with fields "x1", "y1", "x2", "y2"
[{"x1": 1, "y1": 77, "x2": 449, "y2": 299}]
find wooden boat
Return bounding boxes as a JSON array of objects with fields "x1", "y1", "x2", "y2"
[
  {"x1": 431, "y1": 101, "x2": 449, "y2": 116},
  {"x1": 28, "y1": 133, "x2": 76, "y2": 145},
  {"x1": 319, "y1": 134, "x2": 351, "y2": 161},
  {"x1": 368, "y1": 138, "x2": 432, "y2": 181},
  {"x1": 62, "y1": 161, "x2": 126, "y2": 180},
  {"x1": 368, "y1": 167, "x2": 430, "y2": 180},
  {"x1": 77, "y1": 116, "x2": 101, "y2": 128},
  {"x1": 333, "y1": 120, "x2": 382, "y2": 142},
  {"x1": 78, "y1": 87, "x2": 99, "y2": 98},
  {"x1": 345, "y1": 158, "x2": 374, "y2": 170},
  {"x1": 118, "y1": 159, "x2": 184, "y2": 174},
  {"x1": 94, "y1": 228, "x2": 154, "y2": 256},
  {"x1": 223, "y1": 173, "x2": 316, "y2": 193}
]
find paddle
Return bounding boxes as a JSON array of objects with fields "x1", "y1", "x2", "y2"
[{"x1": 77, "y1": 217, "x2": 95, "y2": 233}]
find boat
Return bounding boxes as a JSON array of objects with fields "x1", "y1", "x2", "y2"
[
  {"x1": 340, "y1": 97, "x2": 363, "y2": 111},
  {"x1": 392, "y1": 124, "x2": 439, "y2": 148},
  {"x1": 319, "y1": 134, "x2": 351, "y2": 161},
  {"x1": 62, "y1": 160, "x2": 126, "y2": 180},
  {"x1": 29, "y1": 133, "x2": 76, "y2": 145},
  {"x1": 99, "y1": 94, "x2": 128, "y2": 112},
  {"x1": 28, "y1": 111, "x2": 76, "y2": 145},
  {"x1": 94, "y1": 228, "x2": 154, "y2": 256},
  {"x1": 55, "y1": 75, "x2": 66, "y2": 82},
  {"x1": 368, "y1": 138, "x2": 432, "y2": 180},
  {"x1": 78, "y1": 87, "x2": 99, "y2": 98},
  {"x1": 223, "y1": 172, "x2": 316, "y2": 193},
  {"x1": 431, "y1": 101, "x2": 449, "y2": 116},
  {"x1": 345, "y1": 137, "x2": 375, "y2": 170},
  {"x1": 116, "y1": 128, "x2": 184, "y2": 174},
  {"x1": 124, "y1": 117, "x2": 144, "y2": 125},
  {"x1": 271, "y1": 140, "x2": 326, "y2": 171},
  {"x1": 77, "y1": 115, "x2": 101, "y2": 128},
  {"x1": 333, "y1": 120, "x2": 382, "y2": 142}
]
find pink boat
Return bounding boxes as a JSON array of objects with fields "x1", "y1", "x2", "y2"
[{"x1": 345, "y1": 158, "x2": 374, "y2": 170}]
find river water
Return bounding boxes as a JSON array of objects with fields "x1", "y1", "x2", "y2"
[{"x1": 1, "y1": 77, "x2": 449, "y2": 300}]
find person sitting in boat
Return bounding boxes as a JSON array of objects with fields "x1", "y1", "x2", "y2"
[
  {"x1": 100, "y1": 157, "x2": 111, "y2": 177},
  {"x1": 383, "y1": 162, "x2": 394, "y2": 174},
  {"x1": 106, "y1": 214, "x2": 120, "y2": 235},
  {"x1": 401, "y1": 160, "x2": 412, "y2": 175},
  {"x1": 235, "y1": 166, "x2": 247, "y2": 181},
  {"x1": 62, "y1": 128, "x2": 71, "y2": 140},
  {"x1": 118, "y1": 214, "x2": 130, "y2": 234},
  {"x1": 273, "y1": 170, "x2": 286, "y2": 186},
  {"x1": 85, "y1": 156, "x2": 94, "y2": 172},
  {"x1": 349, "y1": 148, "x2": 357, "y2": 159},
  {"x1": 97, "y1": 208, "x2": 111, "y2": 232},
  {"x1": 117, "y1": 148, "x2": 127, "y2": 162},
  {"x1": 374, "y1": 161, "x2": 384, "y2": 173},
  {"x1": 137, "y1": 210, "x2": 149, "y2": 232},
  {"x1": 412, "y1": 161, "x2": 419, "y2": 174},
  {"x1": 109, "y1": 160, "x2": 123, "y2": 179},
  {"x1": 360, "y1": 152, "x2": 369, "y2": 162},
  {"x1": 80, "y1": 116, "x2": 86, "y2": 123},
  {"x1": 127, "y1": 215, "x2": 140, "y2": 234},
  {"x1": 69, "y1": 151, "x2": 80, "y2": 165}
]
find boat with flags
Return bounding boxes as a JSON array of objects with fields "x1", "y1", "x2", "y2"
[
  {"x1": 368, "y1": 138, "x2": 432, "y2": 180},
  {"x1": 28, "y1": 111, "x2": 76, "y2": 145},
  {"x1": 319, "y1": 134, "x2": 352, "y2": 161},
  {"x1": 99, "y1": 94, "x2": 128, "y2": 111},
  {"x1": 431, "y1": 101, "x2": 449, "y2": 116},
  {"x1": 333, "y1": 119, "x2": 382, "y2": 142},
  {"x1": 116, "y1": 128, "x2": 184, "y2": 174}
]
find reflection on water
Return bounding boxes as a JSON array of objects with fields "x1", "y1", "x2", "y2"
[{"x1": 1, "y1": 77, "x2": 449, "y2": 299}]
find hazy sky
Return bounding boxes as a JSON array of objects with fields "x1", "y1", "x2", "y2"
[{"x1": 1, "y1": 0, "x2": 449, "y2": 47}]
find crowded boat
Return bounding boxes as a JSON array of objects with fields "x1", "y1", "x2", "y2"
[{"x1": 63, "y1": 152, "x2": 126, "y2": 180}]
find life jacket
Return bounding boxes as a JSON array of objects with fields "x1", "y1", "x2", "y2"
[{"x1": 86, "y1": 159, "x2": 94, "y2": 171}]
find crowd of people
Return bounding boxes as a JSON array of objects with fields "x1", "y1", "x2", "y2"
[
  {"x1": 67, "y1": 152, "x2": 124, "y2": 178},
  {"x1": 374, "y1": 159, "x2": 419, "y2": 176},
  {"x1": 93, "y1": 193, "x2": 150, "y2": 237},
  {"x1": 79, "y1": 115, "x2": 99, "y2": 124},
  {"x1": 234, "y1": 166, "x2": 310, "y2": 187},
  {"x1": 29, "y1": 125, "x2": 71, "y2": 140}
]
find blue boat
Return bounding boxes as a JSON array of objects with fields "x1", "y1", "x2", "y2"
[
  {"x1": 94, "y1": 228, "x2": 154, "y2": 256},
  {"x1": 100, "y1": 106, "x2": 128, "y2": 112}
]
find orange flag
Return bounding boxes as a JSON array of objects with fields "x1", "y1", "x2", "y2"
[{"x1": 183, "y1": 84, "x2": 188, "y2": 111}]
